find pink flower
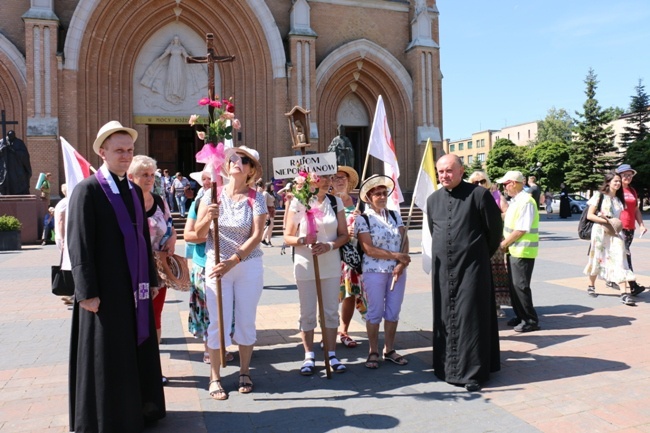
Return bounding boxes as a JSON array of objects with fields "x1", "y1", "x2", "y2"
[
  {"x1": 198, "y1": 97, "x2": 210, "y2": 106},
  {"x1": 221, "y1": 112, "x2": 235, "y2": 120},
  {"x1": 232, "y1": 119, "x2": 241, "y2": 130},
  {"x1": 295, "y1": 175, "x2": 306, "y2": 186},
  {"x1": 196, "y1": 131, "x2": 206, "y2": 140},
  {"x1": 295, "y1": 183, "x2": 304, "y2": 191},
  {"x1": 209, "y1": 100, "x2": 222, "y2": 108},
  {"x1": 309, "y1": 186, "x2": 316, "y2": 193},
  {"x1": 309, "y1": 173, "x2": 320, "y2": 183},
  {"x1": 189, "y1": 114, "x2": 199, "y2": 126}
]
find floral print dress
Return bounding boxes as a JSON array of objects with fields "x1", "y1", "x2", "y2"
[
  {"x1": 339, "y1": 204, "x2": 367, "y2": 318},
  {"x1": 583, "y1": 192, "x2": 635, "y2": 284}
]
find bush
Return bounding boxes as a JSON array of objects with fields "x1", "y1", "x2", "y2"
[{"x1": 0, "y1": 215, "x2": 22, "y2": 231}]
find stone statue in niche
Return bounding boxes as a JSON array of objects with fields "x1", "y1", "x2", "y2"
[
  {"x1": 327, "y1": 125, "x2": 355, "y2": 167},
  {"x1": 140, "y1": 35, "x2": 204, "y2": 104}
]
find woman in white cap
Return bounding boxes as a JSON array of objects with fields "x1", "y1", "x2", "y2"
[
  {"x1": 194, "y1": 145, "x2": 266, "y2": 400},
  {"x1": 356, "y1": 174, "x2": 411, "y2": 369},
  {"x1": 284, "y1": 174, "x2": 349, "y2": 375},
  {"x1": 127, "y1": 155, "x2": 177, "y2": 384},
  {"x1": 614, "y1": 163, "x2": 647, "y2": 295},
  {"x1": 584, "y1": 171, "x2": 637, "y2": 305},
  {"x1": 330, "y1": 165, "x2": 366, "y2": 348}
]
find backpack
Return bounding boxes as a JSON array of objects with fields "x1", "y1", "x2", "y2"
[{"x1": 577, "y1": 193, "x2": 604, "y2": 240}]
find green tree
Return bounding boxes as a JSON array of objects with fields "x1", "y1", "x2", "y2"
[
  {"x1": 620, "y1": 79, "x2": 649, "y2": 150},
  {"x1": 565, "y1": 68, "x2": 617, "y2": 193},
  {"x1": 486, "y1": 138, "x2": 528, "y2": 182},
  {"x1": 526, "y1": 140, "x2": 571, "y2": 191},
  {"x1": 534, "y1": 107, "x2": 574, "y2": 144},
  {"x1": 625, "y1": 136, "x2": 650, "y2": 193},
  {"x1": 469, "y1": 156, "x2": 484, "y2": 173}
]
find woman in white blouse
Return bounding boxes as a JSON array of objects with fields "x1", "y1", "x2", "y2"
[
  {"x1": 356, "y1": 175, "x2": 411, "y2": 369},
  {"x1": 284, "y1": 175, "x2": 349, "y2": 375}
]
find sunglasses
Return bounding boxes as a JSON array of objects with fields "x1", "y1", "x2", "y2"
[
  {"x1": 473, "y1": 179, "x2": 487, "y2": 185},
  {"x1": 229, "y1": 154, "x2": 252, "y2": 165}
]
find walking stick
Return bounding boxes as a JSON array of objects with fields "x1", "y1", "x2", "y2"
[
  {"x1": 211, "y1": 183, "x2": 227, "y2": 366},
  {"x1": 312, "y1": 253, "x2": 332, "y2": 379}
]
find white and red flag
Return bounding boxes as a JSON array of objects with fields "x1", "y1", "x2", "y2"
[
  {"x1": 367, "y1": 95, "x2": 403, "y2": 211},
  {"x1": 60, "y1": 137, "x2": 92, "y2": 195}
]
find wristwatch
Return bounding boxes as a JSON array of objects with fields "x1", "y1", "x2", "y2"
[{"x1": 298, "y1": 237, "x2": 304, "y2": 245}]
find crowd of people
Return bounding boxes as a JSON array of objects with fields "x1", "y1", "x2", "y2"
[{"x1": 60, "y1": 120, "x2": 648, "y2": 431}]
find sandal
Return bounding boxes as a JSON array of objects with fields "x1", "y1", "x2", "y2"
[
  {"x1": 339, "y1": 333, "x2": 358, "y2": 348},
  {"x1": 365, "y1": 352, "x2": 380, "y2": 369},
  {"x1": 208, "y1": 379, "x2": 228, "y2": 400},
  {"x1": 238, "y1": 374, "x2": 254, "y2": 394},
  {"x1": 329, "y1": 356, "x2": 347, "y2": 373},
  {"x1": 587, "y1": 285, "x2": 598, "y2": 298},
  {"x1": 384, "y1": 350, "x2": 409, "y2": 366},
  {"x1": 300, "y1": 358, "x2": 315, "y2": 376}
]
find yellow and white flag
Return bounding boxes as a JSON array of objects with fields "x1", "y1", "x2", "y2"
[{"x1": 413, "y1": 138, "x2": 438, "y2": 274}]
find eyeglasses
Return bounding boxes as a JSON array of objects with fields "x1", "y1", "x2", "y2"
[
  {"x1": 621, "y1": 173, "x2": 634, "y2": 178},
  {"x1": 370, "y1": 190, "x2": 389, "y2": 198},
  {"x1": 332, "y1": 175, "x2": 348, "y2": 181},
  {"x1": 473, "y1": 179, "x2": 487, "y2": 185},
  {"x1": 230, "y1": 154, "x2": 252, "y2": 165}
]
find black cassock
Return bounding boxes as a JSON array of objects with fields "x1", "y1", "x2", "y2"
[
  {"x1": 0, "y1": 137, "x2": 32, "y2": 195},
  {"x1": 426, "y1": 181, "x2": 503, "y2": 386},
  {"x1": 67, "y1": 173, "x2": 165, "y2": 433}
]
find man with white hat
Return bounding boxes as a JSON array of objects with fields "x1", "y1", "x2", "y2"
[
  {"x1": 615, "y1": 163, "x2": 647, "y2": 295},
  {"x1": 67, "y1": 121, "x2": 165, "y2": 431},
  {"x1": 497, "y1": 170, "x2": 540, "y2": 333}
]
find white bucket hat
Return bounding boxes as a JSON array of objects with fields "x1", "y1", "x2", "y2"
[{"x1": 92, "y1": 121, "x2": 138, "y2": 156}]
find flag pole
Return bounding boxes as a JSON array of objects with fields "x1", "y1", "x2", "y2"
[
  {"x1": 357, "y1": 96, "x2": 382, "y2": 211},
  {"x1": 390, "y1": 138, "x2": 430, "y2": 291}
]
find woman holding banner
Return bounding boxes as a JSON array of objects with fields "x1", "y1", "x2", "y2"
[
  {"x1": 356, "y1": 175, "x2": 411, "y2": 369},
  {"x1": 284, "y1": 174, "x2": 349, "y2": 375},
  {"x1": 194, "y1": 145, "x2": 266, "y2": 400}
]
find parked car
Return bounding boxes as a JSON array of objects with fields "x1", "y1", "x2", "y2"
[{"x1": 550, "y1": 194, "x2": 588, "y2": 214}]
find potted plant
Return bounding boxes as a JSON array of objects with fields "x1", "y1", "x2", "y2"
[{"x1": 0, "y1": 215, "x2": 22, "y2": 251}]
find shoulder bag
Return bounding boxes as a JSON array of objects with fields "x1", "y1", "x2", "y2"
[
  {"x1": 52, "y1": 250, "x2": 75, "y2": 296},
  {"x1": 577, "y1": 193, "x2": 605, "y2": 240}
]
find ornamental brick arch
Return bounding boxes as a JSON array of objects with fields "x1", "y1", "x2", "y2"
[
  {"x1": 0, "y1": 34, "x2": 26, "y2": 139},
  {"x1": 63, "y1": 0, "x2": 282, "y2": 168},
  {"x1": 316, "y1": 39, "x2": 414, "y2": 184}
]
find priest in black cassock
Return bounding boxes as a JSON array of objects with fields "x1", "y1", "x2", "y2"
[
  {"x1": 67, "y1": 121, "x2": 166, "y2": 432},
  {"x1": 426, "y1": 154, "x2": 503, "y2": 392}
]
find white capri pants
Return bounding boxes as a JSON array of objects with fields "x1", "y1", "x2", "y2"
[
  {"x1": 206, "y1": 256, "x2": 263, "y2": 349},
  {"x1": 296, "y1": 276, "x2": 340, "y2": 331},
  {"x1": 362, "y1": 271, "x2": 407, "y2": 325}
]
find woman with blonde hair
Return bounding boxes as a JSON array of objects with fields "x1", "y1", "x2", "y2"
[{"x1": 468, "y1": 171, "x2": 510, "y2": 316}]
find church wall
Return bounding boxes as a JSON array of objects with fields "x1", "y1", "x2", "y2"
[{"x1": 0, "y1": 0, "x2": 30, "y2": 55}]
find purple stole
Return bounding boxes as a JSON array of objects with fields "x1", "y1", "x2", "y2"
[{"x1": 96, "y1": 167, "x2": 151, "y2": 345}]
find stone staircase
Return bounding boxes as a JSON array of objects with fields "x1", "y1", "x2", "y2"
[{"x1": 172, "y1": 206, "x2": 424, "y2": 238}]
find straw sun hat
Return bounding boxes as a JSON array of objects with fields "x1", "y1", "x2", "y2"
[
  {"x1": 359, "y1": 174, "x2": 395, "y2": 203},
  {"x1": 92, "y1": 121, "x2": 138, "y2": 156},
  {"x1": 336, "y1": 166, "x2": 359, "y2": 192},
  {"x1": 223, "y1": 145, "x2": 263, "y2": 184}
]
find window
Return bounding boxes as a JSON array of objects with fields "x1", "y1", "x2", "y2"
[
  {"x1": 478, "y1": 153, "x2": 485, "y2": 162},
  {"x1": 459, "y1": 143, "x2": 464, "y2": 151},
  {"x1": 481, "y1": 139, "x2": 485, "y2": 147},
  {"x1": 467, "y1": 155, "x2": 473, "y2": 164},
  {"x1": 468, "y1": 141, "x2": 473, "y2": 149},
  {"x1": 450, "y1": 144, "x2": 455, "y2": 152}
]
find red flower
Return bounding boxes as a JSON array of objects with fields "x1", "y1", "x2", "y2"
[
  {"x1": 198, "y1": 97, "x2": 210, "y2": 106},
  {"x1": 226, "y1": 103, "x2": 235, "y2": 113},
  {"x1": 209, "y1": 100, "x2": 222, "y2": 108}
]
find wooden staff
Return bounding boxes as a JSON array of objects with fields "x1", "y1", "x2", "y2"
[
  {"x1": 312, "y1": 252, "x2": 332, "y2": 379},
  {"x1": 211, "y1": 182, "x2": 227, "y2": 366}
]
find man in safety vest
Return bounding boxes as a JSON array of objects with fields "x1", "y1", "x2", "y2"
[{"x1": 497, "y1": 171, "x2": 540, "y2": 333}]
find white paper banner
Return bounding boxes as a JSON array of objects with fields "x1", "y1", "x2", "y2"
[{"x1": 272, "y1": 152, "x2": 338, "y2": 179}]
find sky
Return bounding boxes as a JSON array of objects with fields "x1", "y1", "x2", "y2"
[{"x1": 438, "y1": 0, "x2": 650, "y2": 141}]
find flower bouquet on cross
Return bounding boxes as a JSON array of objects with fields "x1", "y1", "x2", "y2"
[
  {"x1": 189, "y1": 96, "x2": 241, "y2": 145},
  {"x1": 189, "y1": 96, "x2": 242, "y2": 183},
  {"x1": 291, "y1": 167, "x2": 320, "y2": 210}
]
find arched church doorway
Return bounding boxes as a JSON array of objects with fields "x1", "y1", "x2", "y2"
[
  {"x1": 336, "y1": 94, "x2": 369, "y2": 179},
  {"x1": 148, "y1": 125, "x2": 199, "y2": 176}
]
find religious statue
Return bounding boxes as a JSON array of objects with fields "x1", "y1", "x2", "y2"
[
  {"x1": 294, "y1": 120, "x2": 307, "y2": 148},
  {"x1": 328, "y1": 125, "x2": 355, "y2": 167},
  {"x1": 0, "y1": 130, "x2": 32, "y2": 195},
  {"x1": 140, "y1": 35, "x2": 203, "y2": 104}
]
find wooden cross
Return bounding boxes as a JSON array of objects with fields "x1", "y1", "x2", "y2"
[
  {"x1": 186, "y1": 33, "x2": 235, "y2": 120},
  {"x1": 0, "y1": 110, "x2": 18, "y2": 143}
]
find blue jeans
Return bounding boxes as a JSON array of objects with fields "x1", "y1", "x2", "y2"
[{"x1": 175, "y1": 194, "x2": 187, "y2": 217}]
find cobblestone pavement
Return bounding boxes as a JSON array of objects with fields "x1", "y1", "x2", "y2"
[{"x1": 2, "y1": 215, "x2": 650, "y2": 432}]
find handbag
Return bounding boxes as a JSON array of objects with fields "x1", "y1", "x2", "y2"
[
  {"x1": 577, "y1": 193, "x2": 604, "y2": 240},
  {"x1": 184, "y1": 185, "x2": 195, "y2": 199},
  {"x1": 154, "y1": 252, "x2": 191, "y2": 291},
  {"x1": 51, "y1": 251, "x2": 74, "y2": 296},
  {"x1": 340, "y1": 240, "x2": 362, "y2": 272}
]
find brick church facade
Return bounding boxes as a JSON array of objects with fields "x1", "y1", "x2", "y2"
[{"x1": 0, "y1": 0, "x2": 443, "y2": 198}]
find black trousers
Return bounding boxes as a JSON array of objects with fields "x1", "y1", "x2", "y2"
[{"x1": 507, "y1": 256, "x2": 538, "y2": 324}]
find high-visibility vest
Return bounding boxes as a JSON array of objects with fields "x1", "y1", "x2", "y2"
[{"x1": 504, "y1": 193, "x2": 539, "y2": 259}]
